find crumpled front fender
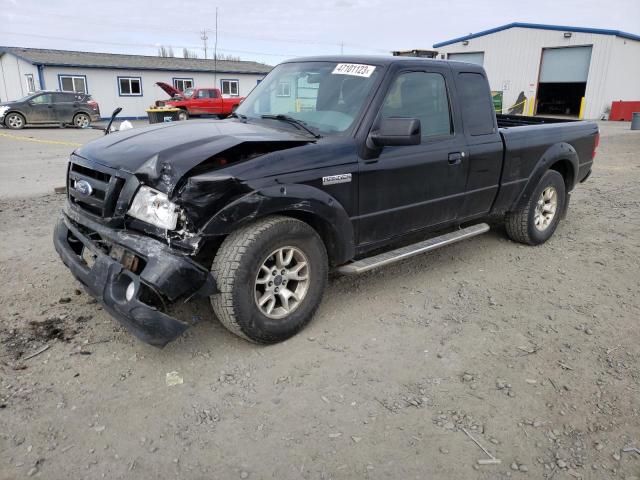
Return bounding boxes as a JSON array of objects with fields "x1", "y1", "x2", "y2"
[{"x1": 201, "y1": 184, "x2": 355, "y2": 264}]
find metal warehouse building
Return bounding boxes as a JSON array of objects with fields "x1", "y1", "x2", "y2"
[
  {"x1": 0, "y1": 47, "x2": 272, "y2": 118},
  {"x1": 433, "y1": 23, "x2": 640, "y2": 119}
]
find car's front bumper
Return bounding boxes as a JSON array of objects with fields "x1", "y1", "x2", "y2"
[{"x1": 53, "y1": 206, "x2": 215, "y2": 347}]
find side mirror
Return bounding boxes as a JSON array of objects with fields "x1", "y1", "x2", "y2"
[{"x1": 369, "y1": 117, "x2": 421, "y2": 147}]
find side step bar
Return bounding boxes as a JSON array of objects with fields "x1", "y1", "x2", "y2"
[{"x1": 337, "y1": 223, "x2": 490, "y2": 275}]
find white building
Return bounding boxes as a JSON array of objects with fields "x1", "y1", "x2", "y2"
[
  {"x1": 433, "y1": 23, "x2": 640, "y2": 119},
  {"x1": 0, "y1": 47, "x2": 272, "y2": 118}
]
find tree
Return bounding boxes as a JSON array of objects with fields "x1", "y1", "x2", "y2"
[
  {"x1": 157, "y1": 45, "x2": 175, "y2": 57},
  {"x1": 182, "y1": 48, "x2": 199, "y2": 59},
  {"x1": 213, "y1": 53, "x2": 241, "y2": 61}
]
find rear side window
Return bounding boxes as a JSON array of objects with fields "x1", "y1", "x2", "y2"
[
  {"x1": 457, "y1": 72, "x2": 495, "y2": 136},
  {"x1": 380, "y1": 72, "x2": 452, "y2": 138},
  {"x1": 53, "y1": 93, "x2": 74, "y2": 103}
]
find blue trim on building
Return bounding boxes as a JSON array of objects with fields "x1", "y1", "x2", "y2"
[
  {"x1": 117, "y1": 76, "x2": 143, "y2": 97},
  {"x1": 433, "y1": 22, "x2": 640, "y2": 48},
  {"x1": 57, "y1": 73, "x2": 89, "y2": 94},
  {"x1": 37, "y1": 65, "x2": 45, "y2": 90}
]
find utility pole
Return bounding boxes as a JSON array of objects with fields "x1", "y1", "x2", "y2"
[
  {"x1": 340, "y1": 41, "x2": 344, "y2": 55},
  {"x1": 201, "y1": 29, "x2": 209, "y2": 59},
  {"x1": 213, "y1": 7, "x2": 219, "y2": 88}
]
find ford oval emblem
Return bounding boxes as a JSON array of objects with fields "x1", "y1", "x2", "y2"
[{"x1": 75, "y1": 179, "x2": 93, "y2": 196}]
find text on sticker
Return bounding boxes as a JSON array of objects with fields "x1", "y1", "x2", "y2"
[{"x1": 332, "y1": 63, "x2": 376, "y2": 78}]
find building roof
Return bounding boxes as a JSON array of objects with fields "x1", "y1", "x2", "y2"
[
  {"x1": 433, "y1": 22, "x2": 640, "y2": 48},
  {"x1": 0, "y1": 46, "x2": 272, "y2": 74}
]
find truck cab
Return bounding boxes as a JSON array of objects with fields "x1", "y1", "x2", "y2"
[{"x1": 155, "y1": 82, "x2": 243, "y2": 119}]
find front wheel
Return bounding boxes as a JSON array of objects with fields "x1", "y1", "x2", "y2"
[
  {"x1": 73, "y1": 113, "x2": 91, "y2": 128},
  {"x1": 5, "y1": 112, "x2": 25, "y2": 129},
  {"x1": 505, "y1": 169, "x2": 566, "y2": 245},
  {"x1": 210, "y1": 216, "x2": 328, "y2": 344},
  {"x1": 177, "y1": 110, "x2": 189, "y2": 121}
]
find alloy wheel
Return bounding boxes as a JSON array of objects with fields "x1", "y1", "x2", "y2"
[{"x1": 254, "y1": 246, "x2": 310, "y2": 319}]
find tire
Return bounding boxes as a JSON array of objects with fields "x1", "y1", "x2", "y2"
[
  {"x1": 5, "y1": 112, "x2": 25, "y2": 129},
  {"x1": 505, "y1": 169, "x2": 566, "y2": 245},
  {"x1": 177, "y1": 110, "x2": 189, "y2": 121},
  {"x1": 73, "y1": 113, "x2": 91, "y2": 128},
  {"x1": 211, "y1": 216, "x2": 328, "y2": 344}
]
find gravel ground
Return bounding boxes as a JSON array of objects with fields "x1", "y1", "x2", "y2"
[{"x1": 0, "y1": 121, "x2": 639, "y2": 479}]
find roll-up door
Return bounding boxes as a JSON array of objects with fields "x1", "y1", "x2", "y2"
[
  {"x1": 539, "y1": 46, "x2": 592, "y2": 83},
  {"x1": 448, "y1": 52, "x2": 485, "y2": 66}
]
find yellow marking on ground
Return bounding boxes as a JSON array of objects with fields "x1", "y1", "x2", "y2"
[{"x1": 0, "y1": 132, "x2": 82, "y2": 147}]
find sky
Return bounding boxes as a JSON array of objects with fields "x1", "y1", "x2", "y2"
[{"x1": 1, "y1": 0, "x2": 639, "y2": 65}]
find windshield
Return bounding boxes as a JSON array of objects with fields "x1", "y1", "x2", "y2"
[
  {"x1": 12, "y1": 94, "x2": 36, "y2": 103},
  {"x1": 236, "y1": 61, "x2": 382, "y2": 135},
  {"x1": 182, "y1": 88, "x2": 195, "y2": 98}
]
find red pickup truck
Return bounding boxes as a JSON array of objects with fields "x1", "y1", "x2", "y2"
[{"x1": 155, "y1": 82, "x2": 243, "y2": 120}]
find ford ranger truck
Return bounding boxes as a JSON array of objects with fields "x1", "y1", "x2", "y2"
[
  {"x1": 54, "y1": 56, "x2": 598, "y2": 347},
  {"x1": 155, "y1": 83, "x2": 243, "y2": 120}
]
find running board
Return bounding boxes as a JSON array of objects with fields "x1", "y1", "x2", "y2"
[{"x1": 337, "y1": 223, "x2": 490, "y2": 275}]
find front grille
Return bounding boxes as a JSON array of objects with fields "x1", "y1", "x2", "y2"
[{"x1": 68, "y1": 163, "x2": 125, "y2": 217}]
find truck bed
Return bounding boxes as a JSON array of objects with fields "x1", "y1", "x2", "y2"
[
  {"x1": 496, "y1": 113, "x2": 578, "y2": 128},
  {"x1": 492, "y1": 115, "x2": 598, "y2": 215}
]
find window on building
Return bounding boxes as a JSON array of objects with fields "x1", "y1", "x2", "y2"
[
  {"x1": 456, "y1": 72, "x2": 495, "y2": 136},
  {"x1": 380, "y1": 71, "x2": 452, "y2": 138},
  {"x1": 25, "y1": 74, "x2": 36, "y2": 93},
  {"x1": 59, "y1": 75, "x2": 87, "y2": 93},
  {"x1": 118, "y1": 77, "x2": 142, "y2": 96},
  {"x1": 173, "y1": 78, "x2": 193, "y2": 92},
  {"x1": 276, "y1": 81, "x2": 291, "y2": 97},
  {"x1": 221, "y1": 79, "x2": 239, "y2": 96}
]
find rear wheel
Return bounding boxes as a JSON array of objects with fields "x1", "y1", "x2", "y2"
[
  {"x1": 73, "y1": 113, "x2": 91, "y2": 128},
  {"x1": 505, "y1": 169, "x2": 566, "y2": 245},
  {"x1": 177, "y1": 110, "x2": 189, "y2": 121},
  {"x1": 210, "y1": 216, "x2": 328, "y2": 343},
  {"x1": 5, "y1": 112, "x2": 25, "y2": 129}
]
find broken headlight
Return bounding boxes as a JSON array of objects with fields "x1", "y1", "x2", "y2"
[{"x1": 127, "y1": 186, "x2": 179, "y2": 230}]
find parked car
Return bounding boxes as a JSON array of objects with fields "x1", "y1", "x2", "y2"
[
  {"x1": 0, "y1": 91, "x2": 100, "y2": 129},
  {"x1": 54, "y1": 56, "x2": 598, "y2": 347},
  {"x1": 155, "y1": 82, "x2": 243, "y2": 120}
]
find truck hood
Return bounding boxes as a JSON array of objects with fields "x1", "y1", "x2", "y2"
[
  {"x1": 155, "y1": 81, "x2": 182, "y2": 98},
  {"x1": 74, "y1": 120, "x2": 313, "y2": 193}
]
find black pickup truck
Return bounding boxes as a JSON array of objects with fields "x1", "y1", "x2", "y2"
[{"x1": 53, "y1": 56, "x2": 598, "y2": 347}]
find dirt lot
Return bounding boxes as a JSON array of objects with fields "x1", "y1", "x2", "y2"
[{"x1": 1, "y1": 121, "x2": 639, "y2": 480}]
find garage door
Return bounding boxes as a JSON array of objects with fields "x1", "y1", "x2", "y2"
[
  {"x1": 448, "y1": 52, "x2": 485, "y2": 66},
  {"x1": 539, "y1": 46, "x2": 592, "y2": 83}
]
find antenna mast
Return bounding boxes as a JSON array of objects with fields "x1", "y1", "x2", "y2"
[{"x1": 214, "y1": 7, "x2": 219, "y2": 88}]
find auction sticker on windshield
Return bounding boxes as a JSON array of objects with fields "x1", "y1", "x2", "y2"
[{"x1": 332, "y1": 63, "x2": 376, "y2": 78}]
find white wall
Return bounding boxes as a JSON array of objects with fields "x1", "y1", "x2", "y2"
[
  {"x1": 42, "y1": 67, "x2": 267, "y2": 118},
  {"x1": 602, "y1": 37, "x2": 640, "y2": 113},
  {"x1": 436, "y1": 27, "x2": 635, "y2": 119},
  {"x1": 0, "y1": 53, "x2": 40, "y2": 102}
]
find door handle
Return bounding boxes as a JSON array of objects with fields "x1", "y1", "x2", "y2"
[{"x1": 448, "y1": 152, "x2": 464, "y2": 165}]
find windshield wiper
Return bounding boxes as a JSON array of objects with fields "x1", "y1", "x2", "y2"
[
  {"x1": 229, "y1": 112, "x2": 248, "y2": 122},
  {"x1": 260, "y1": 114, "x2": 321, "y2": 138}
]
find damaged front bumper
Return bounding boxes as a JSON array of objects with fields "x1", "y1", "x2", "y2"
[{"x1": 53, "y1": 206, "x2": 215, "y2": 347}]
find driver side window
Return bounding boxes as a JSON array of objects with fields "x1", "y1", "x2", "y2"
[
  {"x1": 380, "y1": 72, "x2": 452, "y2": 138},
  {"x1": 31, "y1": 94, "x2": 52, "y2": 104}
]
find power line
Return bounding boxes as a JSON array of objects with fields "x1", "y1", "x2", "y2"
[
  {"x1": 0, "y1": 31, "x2": 301, "y2": 59},
  {"x1": 5, "y1": 9, "x2": 391, "y2": 54}
]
